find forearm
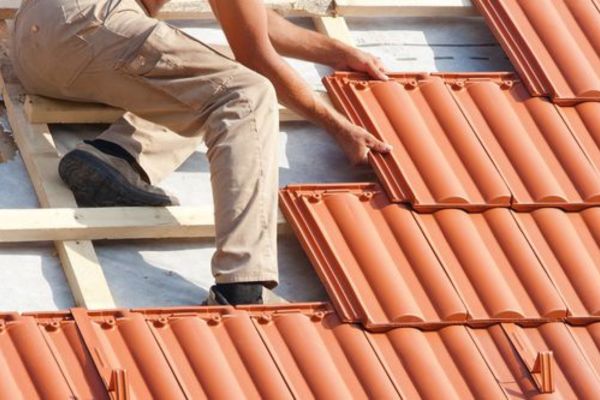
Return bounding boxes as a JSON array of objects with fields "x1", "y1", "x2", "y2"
[
  {"x1": 247, "y1": 54, "x2": 347, "y2": 135},
  {"x1": 249, "y1": 53, "x2": 391, "y2": 166},
  {"x1": 266, "y1": 10, "x2": 350, "y2": 68}
]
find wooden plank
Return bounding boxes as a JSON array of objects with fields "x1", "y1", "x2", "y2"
[
  {"x1": 160, "y1": 0, "x2": 333, "y2": 19},
  {"x1": 24, "y1": 92, "x2": 332, "y2": 124},
  {"x1": 0, "y1": 0, "x2": 478, "y2": 20},
  {"x1": 313, "y1": 16, "x2": 355, "y2": 46},
  {"x1": 0, "y1": 0, "x2": 333, "y2": 20},
  {"x1": 0, "y1": 207, "x2": 290, "y2": 242},
  {"x1": 24, "y1": 96, "x2": 125, "y2": 125},
  {"x1": 0, "y1": 58, "x2": 116, "y2": 309},
  {"x1": 0, "y1": 0, "x2": 17, "y2": 20},
  {"x1": 334, "y1": 0, "x2": 477, "y2": 17}
]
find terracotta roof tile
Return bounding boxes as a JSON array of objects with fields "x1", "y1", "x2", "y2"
[
  {"x1": 6, "y1": 307, "x2": 600, "y2": 399},
  {"x1": 369, "y1": 325, "x2": 509, "y2": 399},
  {"x1": 0, "y1": 313, "x2": 107, "y2": 399},
  {"x1": 324, "y1": 73, "x2": 600, "y2": 211},
  {"x1": 279, "y1": 183, "x2": 469, "y2": 329},
  {"x1": 473, "y1": 0, "x2": 600, "y2": 104},
  {"x1": 324, "y1": 73, "x2": 512, "y2": 209},
  {"x1": 443, "y1": 73, "x2": 600, "y2": 210},
  {"x1": 416, "y1": 207, "x2": 566, "y2": 323},
  {"x1": 246, "y1": 305, "x2": 400, "y2": 398},
  {"x1": 279, "y1": 183, "x2": 577, "y2": 329},
  {"x1": 557, "y1": 102, "x2": 600, "y2": 173},
  {"x1": 514, "y1": 208, "x2": 600, "y2": 320},
  {"x1": 2, "y1": 305, "x2": 401, "y2": 399},
  {"x1": 471, "y1": 322, "x2": 600, "y2": 398}
]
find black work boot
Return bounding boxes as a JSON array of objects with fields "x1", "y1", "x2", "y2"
[
  {"x1": 58, "y1": 143, "x2": 179, "y2": 207},
  {"x1": 204, "y1": 283, "x2": 287, "y2": 306}
]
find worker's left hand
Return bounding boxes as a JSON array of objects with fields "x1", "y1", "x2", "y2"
[{"x1": 332, "y1": 46, "x2": 389, "y2": 81}]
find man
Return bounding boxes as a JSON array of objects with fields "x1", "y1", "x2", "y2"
[{"x1": 11, "y1": 0, "x2": 391, "y2": 305}]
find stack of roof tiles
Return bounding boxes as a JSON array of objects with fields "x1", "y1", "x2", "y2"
[{"x1": 3, "y1": 1, "x2": 600, "y2": 398}]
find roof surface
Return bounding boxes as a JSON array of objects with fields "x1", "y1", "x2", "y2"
[
  {"x1": 4, "y1": 5, "x2": 600, "y2": 400},
  {"x1": 3, "y1": 306, "x2": 600, "y2": 399},
  {"x1": 473, "y1": 0, "x2": 600, "y2": 104}
]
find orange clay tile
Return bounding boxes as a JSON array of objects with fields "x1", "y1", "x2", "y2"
[
  {"x1": 3, "y1": 307, "x2": 600, "y2": 398},
  {"x1": 6, "y1": 304, "x2": 400, "y2": 400},
  {"x1": 513, "y1": 208, "x2": 600, "y2": 321},
  {"x1": 324, "y1": 72, "x2": 600, "y2": 211},
  {"x1": 0, "y1": 313, "x2": 107, "y2": 399},
  {"x1": 471, "y1": 322, "x2": 600, "y2": 399},
  {"x1": 368, "y1": 325, "x2": 509, "y2": 399},
  {"x1": 245, "y1": 305, "x2": 400, "y2": 399},
  {"x1": 557, "y1": 101, "x2": 600, "y2": 174},
  {"x1": 324, "y1": 72, "x2": 512, "y2": 210},
  {"x1": 279, "y1": 183, "x2": 569, "y2": 330},
  {"x1": 443, "y1": 73, "x2": 600, "y2": 211},
  {"x1": 70, "y1": 307, "x2": 290, "y2": 399},
  {"x1": 279, "y1": 183, "x2": 469, "y2": 329},
  {"x1": 415, "y1": 207, "x2": 567, "y2": 325},
  {"x1": 473, "y1": 0, "x2": 600, "y2": 104}
]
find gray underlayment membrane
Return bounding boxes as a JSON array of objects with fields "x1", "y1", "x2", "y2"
[{"x1": 0, "y1": 17, "x2": 512, "y2": 311}]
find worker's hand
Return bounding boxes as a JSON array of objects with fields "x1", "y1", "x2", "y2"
[
  {"x1": 331, "y1": 118, "x2": 392, "y2": 165},
  {"x1": 332, "y1": 46, "x2": 389, "y2": 81}
]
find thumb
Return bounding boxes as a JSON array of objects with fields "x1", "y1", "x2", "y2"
[{"x1": 366, "y1": 136, "x2": 393, "y2": 153}]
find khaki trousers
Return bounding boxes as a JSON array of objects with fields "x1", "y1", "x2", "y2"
[{"x1": 11, "y1": 0, "x2": 280, "y2": 286}]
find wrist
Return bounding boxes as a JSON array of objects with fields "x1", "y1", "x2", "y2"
[
  {"x1": 322, "y1": 110, "x2": 352, "y2": 139},
  {"x1": 325, "y1": 39, "x2": 353, "y2": 69}
]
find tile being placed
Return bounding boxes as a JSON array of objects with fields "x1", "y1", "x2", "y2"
[
  {"x1": 473, "y1": 0, "x2": 600, "y2": 104},
  {"x1": 324, "y1": 72, "x2": 512, "y2": 210},
  {"x1": 325, "y1": 72, "x2": 600, "y2": 211},
  {"x1": 280, "y1": 183, "x2": 568, "y2": 330},
  {"x1": 514, "y1": 208, "x2": 600, "y2": 321}
]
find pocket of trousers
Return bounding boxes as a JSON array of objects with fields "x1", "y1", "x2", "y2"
[
  {"x1": 13, "y1": 3, "x2": 97, "y2": 90},
  {"x1": 117, "y1": 22, "x2": 231, "y2": 111}
]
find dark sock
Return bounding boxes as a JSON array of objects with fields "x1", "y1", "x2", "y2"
[
  {"x1": 85, "y1": 139, "x2": 151, "y2": 183},
  {"x1": 213, "y1": 282, "x2": 264, "y2": 305}
]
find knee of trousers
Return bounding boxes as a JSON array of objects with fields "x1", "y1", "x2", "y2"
[{"x1": 234, "y1": 69, "x2": 278, "y2": 120}]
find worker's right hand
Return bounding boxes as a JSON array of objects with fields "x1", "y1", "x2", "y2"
[{"x1": 330, "y1": 119, "x2": 392, "y2": 166}]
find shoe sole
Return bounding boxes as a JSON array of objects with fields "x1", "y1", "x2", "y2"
[{"x1": 59, "y1": 150, "x2": 176, "y2": 207}]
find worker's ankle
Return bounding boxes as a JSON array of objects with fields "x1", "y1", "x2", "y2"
[{"x1": 213, "y1": 282, "x2": 264, "y2": 305}]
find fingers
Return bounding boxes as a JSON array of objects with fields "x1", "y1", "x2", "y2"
[
  {"x1": 365, "y1": 135, "x2": 393, "y2": 153},
  {"x1": 367, "y1": 59, "x2": 389, "y2": 81},
  {"x1": 353, "y1": 147, "x2": 370, "y2": 166}
]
